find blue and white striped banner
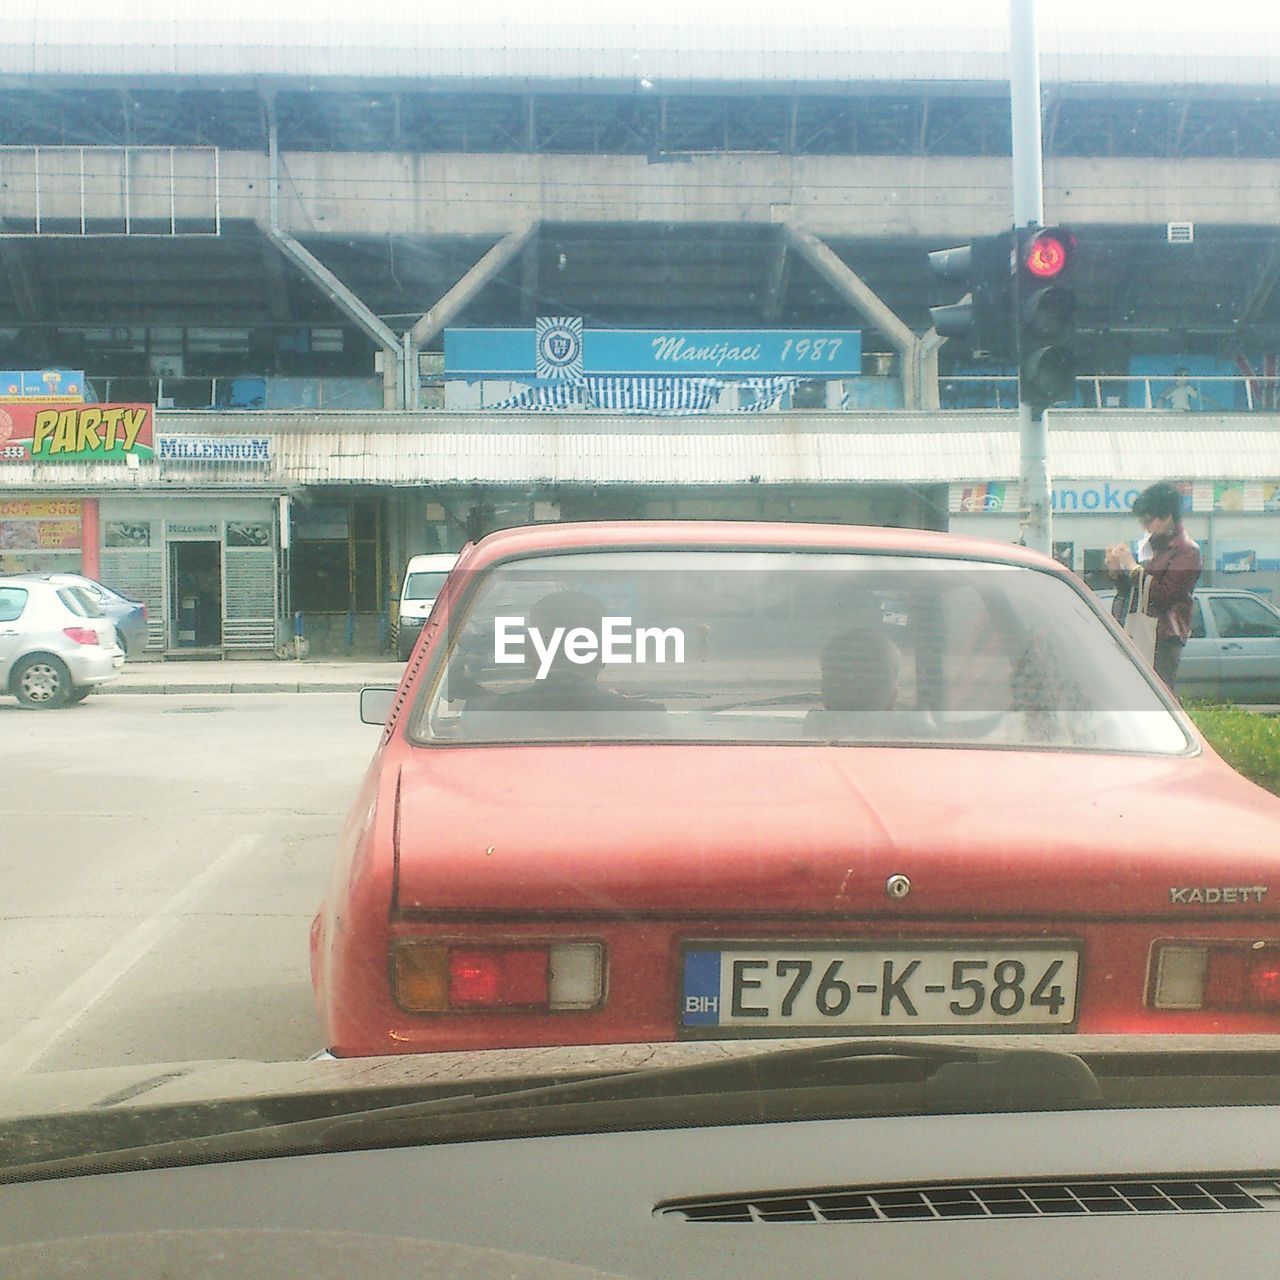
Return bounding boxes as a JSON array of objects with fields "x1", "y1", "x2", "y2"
[
  {"x1": 487, "y1": 376, "x2": 798, "y2": 415},
  {"x1": 738, "y1": 377, "x2": 796, "y2": 412}
]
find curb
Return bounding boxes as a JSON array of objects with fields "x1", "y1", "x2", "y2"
[{"x1": 100, "y1": 683, "x2": 371, "y2": 695}]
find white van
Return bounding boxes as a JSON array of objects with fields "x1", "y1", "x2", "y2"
[{"x1": 396, "y1": 553, "x2": 459, "y2": 660}]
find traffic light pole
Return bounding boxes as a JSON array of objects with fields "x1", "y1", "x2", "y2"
[{"x1": 1010, "y1": 0, "x2": 1052, "y2": 555}]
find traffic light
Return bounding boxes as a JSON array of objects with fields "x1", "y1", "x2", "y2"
[
  {"x1": 927, "y1": 231, "x2": 1015, "y2": 359},
  {"x1": 1015, "y1": 225, "x2": 1078, "y2": 408}
]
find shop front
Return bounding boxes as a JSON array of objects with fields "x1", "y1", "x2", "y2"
[
  {"x1": 389, "y1": 483, "x2": 947, "y2": 560},
  {"x1": 2, "y1": 399, "x2": 288, "y2": 654},
  {"x1": 98, "y1": 495, "x2": 284, "y2": 655},
  {"x1": 948, "y1": 479, "x2": 1280, "y2": 601}
]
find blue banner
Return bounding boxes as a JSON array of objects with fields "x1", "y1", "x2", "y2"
[
  {"x1": 0, "y1": 370, "x2": 85, "y2": 402},
  {"x1": 446, "y1": 327, "x2": 861, "y2": 377}
]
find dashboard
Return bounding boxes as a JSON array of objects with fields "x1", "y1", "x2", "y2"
[{"x1": 3, "y1": 1104, "x2": 1280, "y2": 1279}]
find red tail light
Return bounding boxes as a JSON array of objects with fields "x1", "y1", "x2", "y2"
[
  {"x1": 1248, "y1": 959, "x2": 1280, "y2": 1007},
  {"x1": 392, "y1": 941, "x2": 604, "y2": 1013},
  {"x1": 1152, "y1": 942, "x2": 1280, "y2": 1011},
  {"x1": 63, "y1": 627, "x2": 100, "y2": 646},
  {"x1": 449, "y1": 947, "x2": 550, "y2": 1008}
]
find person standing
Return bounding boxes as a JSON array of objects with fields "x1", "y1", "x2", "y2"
[
  {"x1": 1156, "y1": 368, "x2": 1220, "y2": 412},
  {"x1": 1106, "y1": 482, "x2": 1202, "y2": 691}
]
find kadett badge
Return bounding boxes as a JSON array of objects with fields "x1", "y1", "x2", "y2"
[{"x1": 1169, "y1": 886, "x2": 1269, "y2": 905}]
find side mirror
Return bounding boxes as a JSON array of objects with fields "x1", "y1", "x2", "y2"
[{"x1": 359, "y1": 686, "x2": 398, "y2": 725}]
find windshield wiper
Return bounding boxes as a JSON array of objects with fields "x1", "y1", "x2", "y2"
[{"x1": 0, "y1": 1039, "x2": 1099, "y2": 1184}]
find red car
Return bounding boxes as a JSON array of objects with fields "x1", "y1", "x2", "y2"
[{"x1": 311, "y1": 521, "x2": 1280, "y2": 1056}]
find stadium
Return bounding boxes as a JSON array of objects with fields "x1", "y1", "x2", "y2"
[{"x1": 2, "y1": 8, "x2": 1279, "y2": 653}]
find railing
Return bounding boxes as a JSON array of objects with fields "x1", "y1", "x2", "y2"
[
  {"x1": 87, "y1": 375, "x2": 383, "y2": 411},
  {"x1": 0, "y1": 145, "x2": 221, "y2": 238},
  {"x1": 82, "y1": 372, "x2": 1280, "y2": 416},
  {"x1": 941, "y1": 374, "x2": 1278, "y2": 413}
]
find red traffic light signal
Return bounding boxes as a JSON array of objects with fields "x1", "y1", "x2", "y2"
[
  {"x1": 1016, "y1": 225, "x2": 1078, "y2": 407},
  {"x1": 1020, "y1": 229, "x2": 1075, "y2": 281}
]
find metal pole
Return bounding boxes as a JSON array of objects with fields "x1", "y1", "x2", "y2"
[
  {"x1": 266, "y1": 97, "x2": 280, "y2": 232},
  {"x1": 1010, "y1": 0, "x2": 1051, "y2": 555},
  {"x1": 278, "y1": 494, "x2": 291, "y2": 653},
  {"x1": 401, "y1": 333, "x2": 416, "y2": 411}
]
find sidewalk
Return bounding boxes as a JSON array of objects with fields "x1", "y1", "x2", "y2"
[
  {"x1": 99, "y1": 657, "x2": 404, "y2": 695},
  {"x1": 93, "y1": 658, "x2": 1280, "y2": 707}
]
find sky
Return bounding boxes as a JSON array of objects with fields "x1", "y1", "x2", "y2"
[{"x1": 6, "y1": 0, "x2": 1280, "y2": 34}]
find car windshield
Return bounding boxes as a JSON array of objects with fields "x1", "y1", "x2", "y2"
[
  {"x1": 403, "y1": 571, "x2": 451, "y2": 601},
  {"x1": 416, "y1": 550, "x2": 1188, "y2": 751}
]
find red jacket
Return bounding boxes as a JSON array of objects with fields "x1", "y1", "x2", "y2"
[{"x1": 1115, "y1": 527, "x2": 1202, "y2": 642}]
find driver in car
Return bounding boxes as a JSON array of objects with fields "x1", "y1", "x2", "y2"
[{"x1": 464, "y1": 589, "x2": 667, "y2": 730}]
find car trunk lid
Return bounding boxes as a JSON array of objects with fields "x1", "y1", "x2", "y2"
[{"x1": 391, "y1": 745, "x2": 1280, "y2": 919}]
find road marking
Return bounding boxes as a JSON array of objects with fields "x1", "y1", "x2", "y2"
[{"x1": 0, "y1": 833, "x2": 263, "y2": 1074}]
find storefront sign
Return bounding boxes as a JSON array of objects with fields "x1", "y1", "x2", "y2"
[
  {"x1": 952, "y1": 482, "x2": 1013, "y2": 512},
  {"x1": 105, "y1": 521, "x2": 152, "y2": 548},
  {"x1": 0, "y1": 370, "x2": 84, "y2": 402},
  {"x1": 951, "y1": 480, "x2": 1203, "y2": 515},
  {"x1": 157, "y1": 436, "x2": 272, "y2": 463},
  {"x1": 0, "y1": 499, "x2": 82, "y2": 518},
  {"x1": 227, "y1": 521, "x2": 272, "y2": 547},
  {"x1": 0, "y1": 404, "x2": 154, "y2": 462},
  {"x1": 0, "y1": 499, "x2": 83, "y2": 552},
  {"x1": 446, "y1": 324, "x2": 863, "y2": 377},
  {"x1": 1213, "y1": 481, "x2": 1246, "y2": 512},
  {"x1": 1221, "y1": 549, "x2": 1257, "y2": 573},
  {"x1": 1050, "y1": 483, "x2": 1143, "y2": 513}
]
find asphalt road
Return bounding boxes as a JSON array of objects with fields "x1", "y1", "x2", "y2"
[{"x1": 0, "y1": 694, "x2": 382, "y2": 1074}]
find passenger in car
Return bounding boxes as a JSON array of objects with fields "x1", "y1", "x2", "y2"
[
  {"x1": 818, "y1": 627, "x2": 902, "y2": 712},
  {"x1": 803, "y1": 628, "x2": 933, "y2": 739}
]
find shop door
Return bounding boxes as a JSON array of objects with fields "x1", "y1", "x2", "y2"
[{"x1": 169, "y1": 541, "x2": 223, "y2": 648}]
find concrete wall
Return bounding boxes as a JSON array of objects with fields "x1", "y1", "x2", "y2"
[{"x1": 4, "y1": 149, "x2": 1279, "y2": 239}]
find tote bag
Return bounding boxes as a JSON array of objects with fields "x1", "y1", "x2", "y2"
[{"x1": 1122, "y1": 569, "x2": 1159, "y2": 666}]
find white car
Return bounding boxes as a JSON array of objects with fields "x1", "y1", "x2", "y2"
[
  {"x1": 396, "y1": 552, "x2": 459, "y2": 660},
  {"x1": 0, "y1": 576, "x2": 124, "y2": 708},
  {"x1": 1098, "y1": 585, "x2": 1280, "y2": 702}
]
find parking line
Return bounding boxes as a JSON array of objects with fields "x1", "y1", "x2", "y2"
[{"x1": 0, "y1": 833, "x2": 263, "y2": 1075}]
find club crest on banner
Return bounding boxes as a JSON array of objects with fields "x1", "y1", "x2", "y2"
[{"x1": 535, "y1": 316, "x2": 584, "y2": 381}]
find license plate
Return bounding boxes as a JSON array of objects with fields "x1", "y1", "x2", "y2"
[{"x1": 680, "y1": 943, "x2": 1080, "y2": 1033}]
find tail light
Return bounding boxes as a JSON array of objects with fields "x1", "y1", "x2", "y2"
[
  {"x1": 393, "y1": 941, "x2": 604, "y2": 1014},
  {"x1": 63, "y1": 627, "x2": 100, "y2": 646},
  {"x1": 1151, "y1": 942, "x2": 1280, "y2": 1012}
]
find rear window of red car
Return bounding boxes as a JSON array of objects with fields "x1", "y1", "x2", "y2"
[{"x1": 411, "y1": 550, "x2": 1190, "y2": 754}]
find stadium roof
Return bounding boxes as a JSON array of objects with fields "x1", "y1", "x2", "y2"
[{"x1": 2, "y1": 2, "x2": 1279, "y2": 91}]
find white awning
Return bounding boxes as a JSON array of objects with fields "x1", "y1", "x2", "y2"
[{"x1": 2, "y1": 411, "x2": 1278, "y2": 490}]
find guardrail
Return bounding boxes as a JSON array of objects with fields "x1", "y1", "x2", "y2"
[
  {"x1": 85, "y1": 372, "x2": 1279, "y2": 415},
  {"x1": 88, "y1": 376, "x2": 382, "y2": 411},
  {"x1": 941, "y1": 374, "x2": 1278, "y2": 412}
]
